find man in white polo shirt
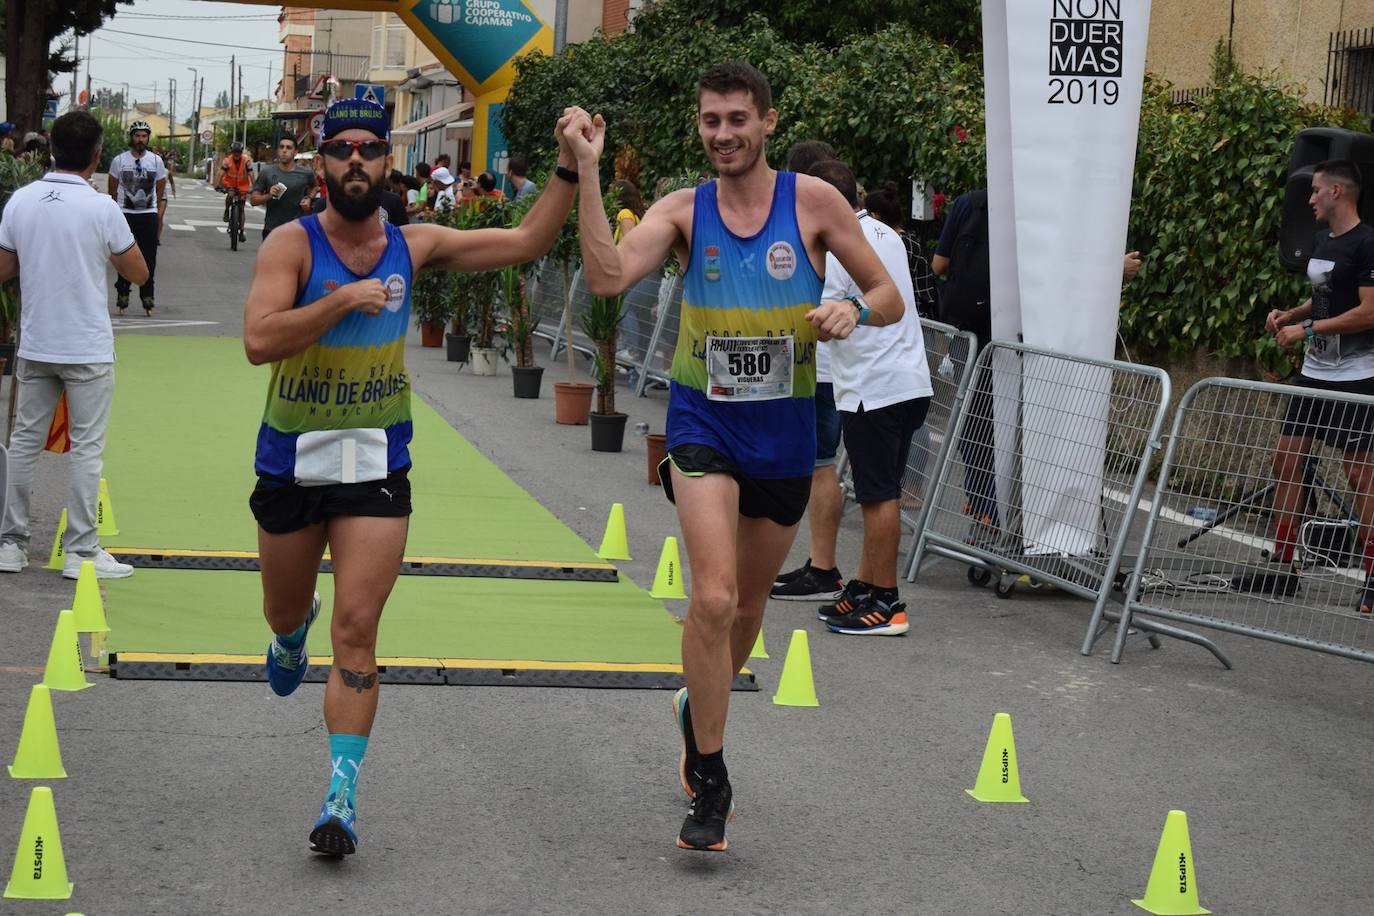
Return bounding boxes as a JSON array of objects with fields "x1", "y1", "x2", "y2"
[
  {"x1": 0, "y1": 110, "x2": 150, "y2": 579},
  {"x1": 809, "y1": 159, "x2": 933, "y2": 635}
]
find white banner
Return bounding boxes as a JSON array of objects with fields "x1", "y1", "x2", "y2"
[
  {"x1": 981, "y1": 0, "x2": 1023, "y2": 538},
  {"x1": 985, "y1": 0, "x2": 1151, "y2": 555}
]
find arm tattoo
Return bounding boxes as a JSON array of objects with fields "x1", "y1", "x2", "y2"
[{"x1": 339, "y1": 668, "x2": 378, "y2": 694}]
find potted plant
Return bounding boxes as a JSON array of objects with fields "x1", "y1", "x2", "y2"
[
  {"x1": 500, "y1": 263, "x2": 543, "y2": 398},
  {"x1": 548, "y1": 194, "x2": 595, "y2": 423},
  {"x1": 455, "y1": 200, "x2": 509, "y2": 376},
  {"x1": 411, "y1": 268, "x2": 451, "y2": 348},
  {"x1": 446, "y1": 293, "x2": 472, "y2": 364},
  {"x1": 581, "y1": 293, "x2": 629, "y2": 452}
]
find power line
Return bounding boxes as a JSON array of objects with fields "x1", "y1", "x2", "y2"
[
  {"x1": 118, "y1": 11, "x2": 373, "y2": 21},
  {"x1": 97, "y1": 27, "x2": 293, "y2": 54}
]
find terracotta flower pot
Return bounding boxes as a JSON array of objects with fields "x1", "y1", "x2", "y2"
[
  {"x1": 646, "y1": 433, "x2": 668, "y2": 485},
  {"x1": 554, "y1": 382, "x2": 595, "y2": 425},
  {"x1": 419, "y1": 321, "x2": 444, "y2": 347}
]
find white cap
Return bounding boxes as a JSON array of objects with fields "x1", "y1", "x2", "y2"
[{"x1": 431, "y1": 166, "x2": 456, "y2": 186}]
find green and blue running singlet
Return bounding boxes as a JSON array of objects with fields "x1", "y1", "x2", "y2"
[
  {"x1": 668, "y1": 171, "x2": 824, "y2": 478},
  {"x1": 255, "y1": 215, "x2": 414, "y2": 482}
]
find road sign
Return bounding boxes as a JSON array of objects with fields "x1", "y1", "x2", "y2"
[
  {"x1": 355, "y1": 83, "x2": 386, "y2": 107},
  {"x1": 309, "y1": 113, "x2": 324, "y2": 137},
  {"x1": 200, "y1": 128, "x2": 214, "y2": 142},
  {"x1": 42, "y1": 99, "x2": 58, "y2": 123}
]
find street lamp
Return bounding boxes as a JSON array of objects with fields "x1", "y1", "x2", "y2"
[{"x1": 121, "y1": 82, "x2": 129, "y2": 129}]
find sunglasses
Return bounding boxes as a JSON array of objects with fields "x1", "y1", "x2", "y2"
[{"x1": 319, "y1": 139, "x2": 389, "y2": 162}]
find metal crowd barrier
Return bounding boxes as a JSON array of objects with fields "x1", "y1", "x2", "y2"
[
  {"x1": 1113, "y1": 377, "x2": 1374, "y2": 665},
  {"x1": 909, "y1": 341, "x2": 1227, "y2": 663},
  {"x1": 833, "y1": 319, "x2": 979, "y2": 566},
  {"x1": 528, "y1": 261, "x2": 681, "y2": 396}
]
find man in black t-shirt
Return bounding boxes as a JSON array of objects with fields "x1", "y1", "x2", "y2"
[
  {"x1": 251, "y1": 137, "x2": 316, "y2": 239},
  {"x1": 1260, "y1": 159, "x2": 1374, "y2": 613}
]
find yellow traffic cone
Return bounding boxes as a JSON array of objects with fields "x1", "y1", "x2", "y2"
[
  {"x1": 650, "y1": 537, "x2": 686, "y2": 599},
  {"x1": 8, "y1": 685, "x2": 66, "y2": 779},
  {"x1": 965, "y1": 712, "x2": 1029, "y2": 803},
  {"x1": 1132, "y1": 810, "x2": 1210, "y2": 914},
  {"x1": 749, "y1": 627, "x2": 769, "y2": 659},
  {"x1": 45, "y1": 509, "x2": 68, "y2": 571},
  {"x1": 771, "y1": 629, "x2": 819, "y2": 707},
  {"x1": 71, "y1": 561, "x2": 109, "y2": 635},
  {"x1": 597, "y1": 502, "x2": 631, "y2": 561},
  {"x1": 96, "y1": 478, "x2": 119, "y2": 536},
  {"x1": 3, "y1": 787, "x2": 73, "y2": 899},
  {"x1": 42, "y1": 611, "x2": 92, "y2": 693}
]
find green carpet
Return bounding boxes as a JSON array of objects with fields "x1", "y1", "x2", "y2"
[{"x1": 100, "y1": 336, "x2": 689, "y2": 672}]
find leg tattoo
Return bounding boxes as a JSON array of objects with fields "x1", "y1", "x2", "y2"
[{"x1": 339, "y1": 668, "x2": 378, "y2": 694}]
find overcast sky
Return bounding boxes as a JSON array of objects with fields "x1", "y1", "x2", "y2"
[{"x1": 82, "y1": 0, "x2": 365, "y2": 114}]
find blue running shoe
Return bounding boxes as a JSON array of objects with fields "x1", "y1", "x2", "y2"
[
  {"x1": 309, "y1": 792, "x2": 358, "y2": 857},
  {"x1": 265, "y1": 592, "x2": 320, "y2": 697}
]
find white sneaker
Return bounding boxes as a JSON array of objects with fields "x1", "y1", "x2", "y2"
[
  {"x1": 63, "y1": 548, "x2": 134, "y2": 580},
  {"x1": 0, "y1": 541, "x2": 28, "y2": 573}
]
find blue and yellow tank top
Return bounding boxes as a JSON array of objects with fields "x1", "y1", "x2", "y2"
[
  {"x1": 254, "y1": 215, "x2": 414, "y2": 481},
  {"x1": 668, "y1": 171, "x2": 823, "y2": 479}
]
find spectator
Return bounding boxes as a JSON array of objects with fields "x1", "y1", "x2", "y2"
[
  {"x1": 378, "y1": 170, "x2": 409, "y2": 226},
  {"x1": 609, "y1": 179, "x2": 659, "y2": 390},
  {"x1": 508, "y1": 158, "x2": 539, "y2": 199},
  {"x1": 108, "y1": 121, "x2": 167, "y2": 314},
  {"x1": 412, "y1": 161, "x2": 432, "y2": 212},
  {"x1": 429, "y1": 166, "x2": 457, "y2": 212},
  {"x1": 864, "y1": 181, "x2": 938, "y2": 316},
  {"x1": 808, "y1": 159, "x2": 932, "y2": 636},
  {"x1": 434, "y1": 153, "x2": 453, "y2": 173},
  {"x1": 0, "y1": 110, "x2": 150, "y2": 580},
  {"x1": 476, "y1": 171, "x2": 505, "y2": 204},
  {"x1": 771, "y1": 138, "x2": 846, "y2": 602}
]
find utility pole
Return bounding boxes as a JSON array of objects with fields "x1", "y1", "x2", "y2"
[
  {"x1": 187, "y1": 68, "x2": 200, "y2": 171},
  {"x1": 168, "y1": 78, "x2": 176, "y2": 141},
  {"x1": 70, "y1": 34, "x2": 79, "y2": 107},
  {"x1": 229, "y1": 55, "x2": 236, "y2": 144},
  {"x1": 239, "y1": 65, "x2": 246, "y2": 147}
]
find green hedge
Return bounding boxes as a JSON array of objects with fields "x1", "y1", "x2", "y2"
[{"x1": 504, "y1": 20, "x2": 1361, "y2": 370}]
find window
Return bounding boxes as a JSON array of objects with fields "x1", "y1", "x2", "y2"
[{"x1": 371, "y1": 16, "x2": 406, "y2": 70}]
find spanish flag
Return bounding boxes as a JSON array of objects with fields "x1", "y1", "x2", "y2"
[{"x1": 45, "y1": 392, "x2": 70, "y2": 453}]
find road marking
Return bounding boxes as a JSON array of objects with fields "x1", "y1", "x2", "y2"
[
  {"x1": 112, "y1": 319, "x2": 221, "y2": 330},
  {"x1": 169, "y1": 224, "x2": 195, "y2": 231}
]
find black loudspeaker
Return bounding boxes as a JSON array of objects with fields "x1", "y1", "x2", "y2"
[{"x1": 1279, "y1": 127, "x2": 1374, "y2": 272}]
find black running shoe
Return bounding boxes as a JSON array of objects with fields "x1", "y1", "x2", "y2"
[
  {"x1": 1231, "y1": 561, "x2": 1300, "y2": 596},
  {"x1": 1357, "y1": 573, "x2": 1374, "y2": 616},
  {"x1": 771, "y1": 563, "x2": 843, "y2": 602},
  {"x1": 818, "y1": 578, "x2": 870, "y2": 621},
  {"x1": 773, "y1": 561, "x2": 810, "y2": 587},
  {"x1": 676, "y1": 773, "x2": 734, "y2": 852},
  {"x1": 826, "y1": 594, "x2": 910, "y2": 636}
]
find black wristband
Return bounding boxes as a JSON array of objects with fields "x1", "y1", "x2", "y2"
[{"x1": 554, "y1": 165, "x2": 579, "y2": 183}]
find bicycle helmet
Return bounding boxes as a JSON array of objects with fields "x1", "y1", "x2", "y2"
[
  {"x1": 230, "y1": 141, "x2": 244, "y2": 152},
  {"x1": 128, "y1": 120, "x2": 151, "y2": 135}
]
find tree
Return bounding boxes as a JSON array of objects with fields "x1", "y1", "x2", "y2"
[
  {"x1": 2, "y1": 0, "x2": 134, "y2": 133},
  {"x1": 213, "y1": 89, "x2": 230, "y2": 110}
]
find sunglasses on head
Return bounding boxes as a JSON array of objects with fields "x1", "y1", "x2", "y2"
[{"x1": 319, "y1": 139, "x2": 389, "y2": 162}]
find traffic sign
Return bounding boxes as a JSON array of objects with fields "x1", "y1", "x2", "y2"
[
  {"x1": 355, "y1": 83, "x2": 386, "y2": 107},
  {"x1": 309, "y1": 113, "x2": 325, "y2": 137},
  {"x1": 200, "y1": 128, "x2": 214, "y2": 142}
]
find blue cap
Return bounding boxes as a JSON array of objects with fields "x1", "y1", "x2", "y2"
[{"x1": 321, "y1": 99, "x2": 389, "y2": 142}]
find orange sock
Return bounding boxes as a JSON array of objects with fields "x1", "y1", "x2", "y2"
[{"x1": 1274, "y1": 522, "x2": 1298, "y2": 564}]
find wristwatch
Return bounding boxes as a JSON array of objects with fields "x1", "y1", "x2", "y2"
[
  {"x1": 1303, "y1": 318, "x2": 1315, "y2": 341},
  {"x1": 845, "y1": 294, "x2": 871, "y2": 326}
]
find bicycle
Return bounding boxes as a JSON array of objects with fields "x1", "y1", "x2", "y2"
[{"x1": 221, "y1": 187, "x2": 247, "y2": 251}]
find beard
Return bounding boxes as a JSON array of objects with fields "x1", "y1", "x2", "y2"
[
  {"x1": 708, "y1": 141, "x2": 762, "y2": 177},
  {"x1": 131, "y1": 141, "x2": 147, "y2": 155},
  {"x1": 326, "y1": 168, "x2": 383, "y2": 222}
]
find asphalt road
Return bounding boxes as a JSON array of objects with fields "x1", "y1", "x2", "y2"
[{"x1": 0, "y1": 183, "x2": 1371, "y2": 915}]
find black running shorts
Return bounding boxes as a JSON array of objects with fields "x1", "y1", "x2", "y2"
[
  {"x1": 840, "y1": 397, "x2": 931, "y2": 503},
  {"x1": 249, "y1": 468, "x2": 412, "y2": 534},
  {"x1": 1280, "y1": 374, "x2": 1374, "y2": 454},
  {"x1": 659, "y1": 443, "x2": 810, "y2": 527}
]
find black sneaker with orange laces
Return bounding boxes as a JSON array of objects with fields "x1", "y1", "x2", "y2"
[
  {"x1": 826, "y1": 593, "x2": 911, "y2": 636},
  {"x1": 818, "y1": 578, "x2": 870, "y2": 622}
]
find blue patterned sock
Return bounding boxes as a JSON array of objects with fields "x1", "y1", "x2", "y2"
[{"x1": 328, "y1": 734, "x2": 368, "y2": 808}]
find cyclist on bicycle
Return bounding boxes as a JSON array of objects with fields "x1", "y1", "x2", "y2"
[
  {"x1": 218, "y1": 141, "x2": 253, "y2": 243},
  {"x1": 107, "y1": 120, "x2": 166, "y2": 314}
]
